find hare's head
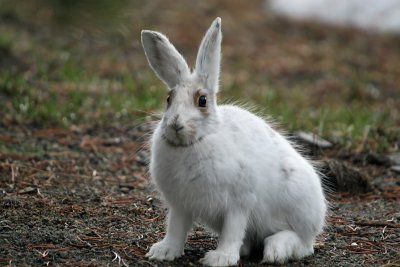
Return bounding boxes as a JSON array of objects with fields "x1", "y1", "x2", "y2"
[{"x1": 141, "y1": 17, "x2": 222, "y2": 146}]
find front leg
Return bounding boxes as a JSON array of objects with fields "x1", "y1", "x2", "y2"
[
  {"x1": 146, "y1": 207, "x2": 193, "y2": 261},
  {"x1": 200, "y1": 209, "x2": 249, "y2": 267}
]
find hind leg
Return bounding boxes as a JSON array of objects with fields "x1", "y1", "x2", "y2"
[{"x1": 261, "y1": 230, "x2": 314, "y2": 264}]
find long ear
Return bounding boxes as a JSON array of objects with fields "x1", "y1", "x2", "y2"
[
  {"x1": 141, "y1": 30, "x2": 190, "y2": 89},
  {"x1": 195, "y1": 17, "x2": 222, "y2": 93}
]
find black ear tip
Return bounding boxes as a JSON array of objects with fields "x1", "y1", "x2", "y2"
[
  {"x1": 214, "y1": 17, "x2": 221, "y2": 28},
  {"x1": 141, "y1": 30, "x2": 164, "y2": 43}
]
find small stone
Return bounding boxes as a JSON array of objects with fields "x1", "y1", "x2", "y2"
[
  {"x1": 295, "y1": 131, "x2": 333, "y2": 148},
  {"x1": 390, "y1": 165, "x2": 400, "y2": 173},
  {"x1": 18, "y1": 187, "x2": 38, "y2": 194},
  {"x1": 103, "y1": 137, "x2": 121, "y2": 146},
  {"x1": 119, "y1": 187, "x2": 130, "y2": 194},
  {"x1": 388, "y1": 153, "x2": 400, "y2": 165},
  {"x1": 136, "y1": 151, "x2": 150, "y2": 166},
  {"x1": 314, "y1": 240, "x2": 325, "y2": 249}
]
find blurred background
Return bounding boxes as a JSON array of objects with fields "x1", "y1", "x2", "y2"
[{"x1": 1, "y1": 0, "x2": 399, "y2": 152}]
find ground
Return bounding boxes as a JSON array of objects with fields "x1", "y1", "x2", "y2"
[
  {"x1": 0, "y1": 1, "x2": 399, "y2": 266},
  {"x1": 1, "y1": 123, "x2": 399, "y2": 266}
]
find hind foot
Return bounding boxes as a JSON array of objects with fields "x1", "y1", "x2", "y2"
[{"x1": 262, "y1": 230, "x2": 314, "y2": 264}]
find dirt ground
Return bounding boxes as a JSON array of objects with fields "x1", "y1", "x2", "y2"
[{"x1": 1, "y1": 122, "x2": 399, "y2": 267}]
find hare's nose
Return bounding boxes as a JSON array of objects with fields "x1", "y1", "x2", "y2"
[
  {"x1": 170, "y1": 115, "x2": 184, "y2": 132},
  {"x1": 172, "y1": 124, "x2": 184, "y2": 132}
]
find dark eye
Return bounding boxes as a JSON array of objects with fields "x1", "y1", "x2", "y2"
[
  {"x1": 167, "y1": 95, "x2": 171, "y2": 104},
  {"x1": 198, "y1": 95, "x2": 207, "y2": 107}
]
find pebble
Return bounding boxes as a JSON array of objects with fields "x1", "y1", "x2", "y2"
[
  {"x1": 136, "y1": 150, "x2": 150, "y2": 165},
  {"x1": 390, "y1": 165, "x2": 400, "y2": 173},
  {"x1": 295, "y1": 131, "x2": 333, "y2": 148},
  {"x1": 388, "y1": 153, "x2": 400, "y2": 165},
  {"x1": 18, "y1": 187, "x2": 38, "y2": 194}
]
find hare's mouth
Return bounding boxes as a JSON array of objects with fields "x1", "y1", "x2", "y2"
[{"x1": 161, "y1": 133, "x2": 202, "y2": 147}]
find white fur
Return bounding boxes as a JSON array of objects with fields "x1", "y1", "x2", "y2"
[
  {"x1": 141, "y1": 30, "x2": 190, "y2": 89},
  {"x1": 142, "y1": 17, "x2": 327, "y2": 267}
]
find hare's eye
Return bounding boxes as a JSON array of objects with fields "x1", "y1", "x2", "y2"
[
  {"x1": 198, "y1": 95, "x2": 207, "y2": 107},
  {"x1": 167, "y1": 95, "x2": 171, "y2": 104}
]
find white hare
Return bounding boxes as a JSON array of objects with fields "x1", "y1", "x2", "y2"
[{"x1": 141, "y1": 17, "x2": 327, "y2": 267}]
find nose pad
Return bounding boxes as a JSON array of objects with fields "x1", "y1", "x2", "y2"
[
  {"x1": 173, "y1": 125, "x2": 184, "y2": 133},
  {"x1": 170, "y1": 115, "x2": 184, "y2": 133}
]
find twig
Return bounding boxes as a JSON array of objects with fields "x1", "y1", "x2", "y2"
[
  {"x1": 10, "y1": 164, "x2": 15, "y2": 184},
  {"x1": 355, "y1": 220, "x2": 400, "y2": 228},
  {"x1": 112, "y1": 251, "x2": 129, "y2": 267},
  {"x1": 34, "y1": 249, "x2": 49, "y2": 257}
]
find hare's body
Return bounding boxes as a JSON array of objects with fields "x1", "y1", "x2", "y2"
[
  {"x1": 142, "y1": 17, "x2": 326, "y2": 266},
  {"x1": 152, "y1": 104, "x2": 324, "y2": 235},
  {"x1": 151, "y1": 105, "x2": 325, "y2": 259}
]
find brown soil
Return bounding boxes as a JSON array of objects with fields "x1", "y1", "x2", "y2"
[{"x1": 1, "y1": 123, "x2": 399, "y2": 267}]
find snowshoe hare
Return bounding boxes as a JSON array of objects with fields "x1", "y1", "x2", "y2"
[{"x1": 141, "y1": 17, "x2": 326, "y2": 266}]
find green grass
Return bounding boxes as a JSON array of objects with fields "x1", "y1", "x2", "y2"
[
  {"x1": 1, "y1": 51, "x2": 396, "y2": 152},
  {"x1": 0, "y1": 73, "x2": 164, "y2": 126},
  {"x1": 0, "y1": 1, "x2": 398, "y2": 153},
  {"x1": 222, "y1": 79, "x2": 397, "y2": 152},
  {"x1": 0, "y1": 139, "x2": 52, "y2": 157},
  {"x1": 0, "y1": 32, "x2": 13, "y2": 51}
]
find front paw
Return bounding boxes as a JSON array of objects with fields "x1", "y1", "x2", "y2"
[
  {"x1": 146, "y1": 241, "x2": 183, "y2": 261},
  {"x1": 200, "y1": 250, "x2": 240, "y2": 267}
]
